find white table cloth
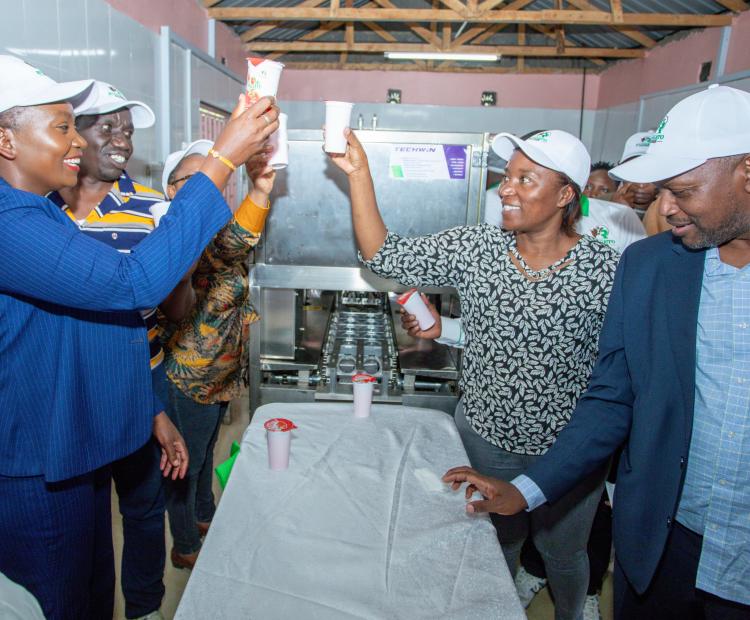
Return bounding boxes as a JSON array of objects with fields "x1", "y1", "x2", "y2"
[{"x1": 176, "y1": 402, "x2": 524, "y2": 620}]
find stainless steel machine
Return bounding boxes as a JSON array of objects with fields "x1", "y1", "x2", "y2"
[{"x1": 247, "y1": 129, "x2": 490, "y2": 415}]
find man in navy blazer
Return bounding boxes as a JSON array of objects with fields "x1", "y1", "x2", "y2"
[{"x1": 444, "y1": 85, "x2": 750, "y2": 619}]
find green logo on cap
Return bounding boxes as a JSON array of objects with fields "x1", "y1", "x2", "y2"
[
  {"x1": 650, "y1": 115, "x2": 668, "y2": 144},
  {"x1": 530, "y1": 131, "x2": 550, "y2": 143},
  {"x1": 107, "y1": 86, "x2": 126, "y2": 100}
]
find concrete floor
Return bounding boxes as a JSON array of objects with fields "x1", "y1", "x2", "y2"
[{"x1": 112, "y1": 394, "x2": 614, "y2": 620}]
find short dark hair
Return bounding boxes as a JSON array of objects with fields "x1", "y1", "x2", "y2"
[
  {"x1": 557, "y1": 172, "x2": 582, "y2": 236},
  {"x1": 591, "y1": 161, "x2": 613, "y2": 172},
  {"x1": 0, "y1": 107, "x2": 25, "y2": 130}
]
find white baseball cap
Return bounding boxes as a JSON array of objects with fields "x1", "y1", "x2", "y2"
[
  {"x1": 611, "y1": 85, "x2": 750, "y2": 183},
  {"x1": 491, "y1": 129, "x2": 591, "y2": 192},
  {"x1": 0, "y1": 55, "x2": 94, "y2": 114},
  {"x1": 74, "y1": 81, "x2": 155, "y2": 129},
  {"x1": 618, "y1": 130, "x2": 655, "y2": 164},
  {"x1": 161, "y1": 139, "x2": 213, "y2": 195}
]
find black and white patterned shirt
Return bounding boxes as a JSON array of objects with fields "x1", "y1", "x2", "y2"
[{"x1": 363, "y1": 225, "x2": 619, "y2": 455}]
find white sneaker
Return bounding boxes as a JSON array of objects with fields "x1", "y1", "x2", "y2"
[
  {"x1": 514, "y1": 566, "x2": 547, "y2": 608},
  {"x1": 130, "y1": 611, "x2": 164, "y2": 620},
  {"x1": 582, "y1": 594, "x2": 602, "y2": 620}
]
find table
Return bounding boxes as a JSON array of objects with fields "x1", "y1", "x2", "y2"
[{"x1": 176, "y1": 403, "x2": 524, "y2": 620}]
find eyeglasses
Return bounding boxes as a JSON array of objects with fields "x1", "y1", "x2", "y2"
[{"x1": 171, "y1": 173, "x2": 195, "y2": 186}]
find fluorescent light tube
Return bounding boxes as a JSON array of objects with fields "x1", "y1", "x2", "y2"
[{"x1": 384, "y1": 52, "x2": 499, "y2": 62}]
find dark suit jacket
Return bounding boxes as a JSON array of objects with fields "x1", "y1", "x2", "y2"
[{"x1": 526, "y1": 231, "x2": 707, "y2": 594}]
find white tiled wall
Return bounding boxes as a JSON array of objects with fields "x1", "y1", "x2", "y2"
[{"x1": 2, "y1": 0, "x2": 243, "y2": 189}]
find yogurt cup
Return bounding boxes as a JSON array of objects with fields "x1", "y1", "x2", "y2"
[
  {"x1": 352, "y1": 373, "x2": 376, "y2": 418},
  {"x1": 264, "y1": 417, "x2": 297, "y2": 470},
  {"x1": 246, "y1": 57, "x2": 284, "y2": 103},
  {"x1": 397, "y1": 289, "x2": 436, "y2": 331}
]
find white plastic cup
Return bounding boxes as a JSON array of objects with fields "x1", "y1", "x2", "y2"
[
  {"x1": 267, "y1": 430, "x2": 291, "y2": 470},
  {"x1": 149, "y1": 201, "x2": 170, "y2": 228},
  {"x1": 264, "y1": 418, "x2": 296, "y2": 471},
  {"x1": 268, "y1": 112, "x2": 288, "y2": 170},
  {"x1": 397, "y1": 290, "x2": 436, "y2": 331},
  {"x1": 246, "y1": 57, "x2": 284, "y2": 103},
  {"x1": 352, "y1": 373, "x2": 376, "y2": 418},
  {"x1": 324, "y1": 101, "x2": 354, "y2": 154}
]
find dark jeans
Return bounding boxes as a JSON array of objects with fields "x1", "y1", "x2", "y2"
[
  {"x1": 110, "y1": 364, "x2": 170, "y2": 619},
  {"x1": 521, "y1": 491, "x2": 613, "y2": 595},
  {"x1": 0, "y1": 468, "x2": 114, "y2": 620},
  {"x1": 164, "y1": 381, "x2": 227, "y2": 555},
  {"x1": 614, "y1": 521, "x2": 750, "y2": 620},
  {"x1": 455, "y1": 402, "x2": 605, "y2": 620}
]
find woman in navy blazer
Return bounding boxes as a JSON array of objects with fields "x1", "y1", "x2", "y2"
[{"x1": 0, "y1": 55, "x2": 280, "y2": 619}]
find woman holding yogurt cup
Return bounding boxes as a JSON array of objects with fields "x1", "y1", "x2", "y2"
[{"x1": 329, "y1": 127, "x2": 618, "y2": 620}]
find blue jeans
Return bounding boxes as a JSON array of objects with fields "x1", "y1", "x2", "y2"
[
  {"x1": 0, "y1": 467, "x2": 114, "y2": 620},
  {"x1": 455, "y1": 402, "x2": 605, "y2": 620},
  {"x1": 110, "y1": 364, "x2": 170, "y2": 619},
  {"x1": 164, "y1": 381, "x2": 227, "y2": 555}
]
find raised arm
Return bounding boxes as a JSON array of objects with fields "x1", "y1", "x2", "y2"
[
  {"x1": 0, "y1": 97, "x2": 280, "y2": 313},
  {"x1": 328, "y1": 128, "x2": 386, "y2": 260}
]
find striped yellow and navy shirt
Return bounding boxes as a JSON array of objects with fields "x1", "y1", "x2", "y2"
[{"x1": 48, "y1": 172, "x2": 166, "y2": 369}]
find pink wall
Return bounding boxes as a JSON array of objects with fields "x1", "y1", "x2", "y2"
[
  {"x1": 104, "y1": 0, "x2": 247, "y2": 75},
  {"x1": 278, "y1": 69, "x2": 601, "y2": 109},
  {"x1": 597, "y1": 27, "x2": 722, "y2": 108},
  {"x1": 726, "y1": 10, "x2": 750, "y2": 75}
]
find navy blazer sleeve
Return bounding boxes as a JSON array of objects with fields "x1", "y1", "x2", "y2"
[
  {"x1": 525, "y1": 247, "x2": 635, "y2": 503},
  {"x1": 0, "y1": 173, "x2": 229, "y2": 312}
]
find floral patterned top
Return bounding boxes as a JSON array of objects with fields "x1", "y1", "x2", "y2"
[
  {"x1": 362, "y1": 225, "x2": 618, "y2": 455},
  {"x1": 160, "y1": 215, "x2": 261, "y2": 404}
]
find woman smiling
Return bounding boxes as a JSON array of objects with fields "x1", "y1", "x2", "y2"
[{"x1": 330, "y1": 128, "x2": 618, "y2": 620}]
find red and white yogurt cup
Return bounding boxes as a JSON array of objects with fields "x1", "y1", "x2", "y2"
[
  {"x1": 246, "y1": 57, "x2": 284, "y2": 103},
  {"x1": 352, "y1": 373, "x2": 376, "y2": 418},
  {"x1": 264, "y1": 417, "x2": 297, "y2": 471},
  {"x1": 397, "y1": 289, "x2": 436, "y2": 331}
]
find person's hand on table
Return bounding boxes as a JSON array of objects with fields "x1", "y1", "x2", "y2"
[
  {"x1": 400, "y1": 293, "x2": 442, "y2": 340},
  {"x1": 327, "y1": 127, "x2": 370, "y2": 178},
  {"x1": 442, "y1": 466, "x2": 528, "y2": 515},
  {"x1": 153, "y1": 411, "x2": 189, "y2": 480}
]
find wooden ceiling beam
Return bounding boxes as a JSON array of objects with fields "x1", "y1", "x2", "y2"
[
  {"x1": 281, "y1": 60, "x2": 595, "y2": 73},
  {"x1": 436, "y1": 0, "x2": 470, "y2": 16},
  {"x1": 564, "y1": 0, "x2": 657, "y2": 47},
  {"x1": 240, "y1": 0, "x2": 329, "y2": 42},
  {"x1": 212, "y1": 7, "x2": 733, "y2": 27},
  {"x1": 451, "y1": 0, "x2": 533, "y2": 46},
  {"x1": 714, "y1": 0, "x2": 749, "y2": 11},
  {"x1": 610, "y1": 0, "x2": 623, "y2": 24},
  {"x1": 530, "y1": 23, "x2": 606, "y2": 65},
  {"x1": 369, "y1": 0, "x2": 442, "y2": 47},
  {"x1": 245, "y1": 41, "x2": 645, "y2": 57}
]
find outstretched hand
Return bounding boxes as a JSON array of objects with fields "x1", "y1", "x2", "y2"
[
  {"x1": 400, "y1": 294, "x2": 442, "y2": 340},
  {"x1": 442, "y1": 466, "x2": 528, "y2": 515},
  {"x1": 327, "y1": 127, "x2": 369, "y2": 176}
]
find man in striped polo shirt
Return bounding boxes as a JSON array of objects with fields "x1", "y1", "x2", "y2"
[{"x1": 48, "y1": 81, "x2": 188, "y2": 620}]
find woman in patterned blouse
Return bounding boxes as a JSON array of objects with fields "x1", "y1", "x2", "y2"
[
  {"x1": 330, "y1": 128, "x2": 619, "y2": 620},
  {"x1": 157, "y1": 141, "x2": 275, "y2": 570}
]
